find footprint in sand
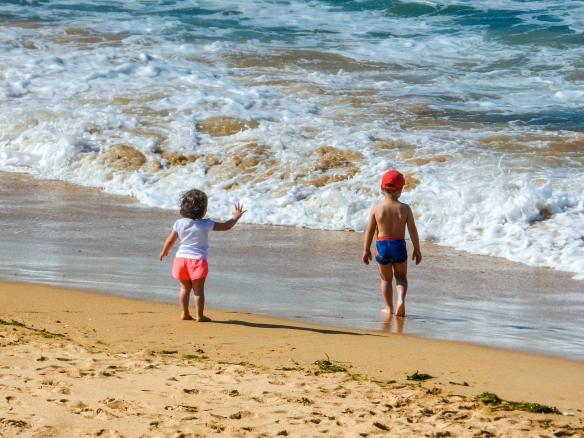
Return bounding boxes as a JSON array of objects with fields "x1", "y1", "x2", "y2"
[
  {"x1": 210, "y1": 373, "x2": 240, "y2": 384},
  {"x1": 98, "y1": 368, "x2": 116, "y2": 377},
  {"x1": 67, "y1": 401, "x2": 94, "y2": 417},
  {"x1": 53, "y1": 398, "x2": 73, "y2": 406},
  {"x1": 51, "y1": 386, "x2": 71, "y2": 395},
  {"x1": 205, "y1": 421, "x2": 226, "y2": 433},
  {"x1": 0, "y1": 395, "x2": 23, "y2": 410},
  {"x1": 74, "y1": 408, "x2": 98, "y2": 419},
  {"x1": 0, "y1": 418, "x2": 30, "y2": 433},
  {"x1": 229, "y1": 410, "x2": 251, "y2": 419},
  {"x1": 183, "y1": 388, "x2": 201, "y2": 394},
  {"x1": 5, "y1": 394, "x2": 29, "y2": 408},
  {"x1": 99, "y1": 397, "x2": 144, "y2": 413},
  {"x1": 94, "y1": 407, "x2": 120, "y2": 420}
]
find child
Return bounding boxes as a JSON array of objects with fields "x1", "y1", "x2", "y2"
[
  {"x1": 159, "y1": 189, "x2": 245, "y2": 322},
  {"x1": 362, "y1": 170, "x2": 422, "y2": 317}
]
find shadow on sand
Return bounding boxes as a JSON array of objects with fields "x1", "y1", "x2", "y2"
[{"x1": 215, "y1": 319, "x2": 382, "y2": 337}]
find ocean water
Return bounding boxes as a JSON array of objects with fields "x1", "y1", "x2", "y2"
[{"x1": 1, "y1": 0, "x2": 584, "y2": 278}]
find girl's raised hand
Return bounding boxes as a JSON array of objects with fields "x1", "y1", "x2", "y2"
[{"x1": 233, "y1": 203, "x2": 246, "y2": 220}]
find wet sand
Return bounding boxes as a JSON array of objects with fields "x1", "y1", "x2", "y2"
[
  {"x1": 1, "y1": 281, "x2": 584, "y2": 437},
  {"x1": 1, "y1": 172, "x2": 583, "y2": 359}
]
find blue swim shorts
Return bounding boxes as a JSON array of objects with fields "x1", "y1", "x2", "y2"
[{"x1": 375, "y1": 239, "x2": 407, "y2": 265}]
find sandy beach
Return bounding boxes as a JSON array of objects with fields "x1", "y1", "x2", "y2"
[
  {"x1": 2, "y1": 1, "x2": 584, "y2": 436},
  {"x1": 1, "y1": 282, "x2": 584, "y2": 437}
]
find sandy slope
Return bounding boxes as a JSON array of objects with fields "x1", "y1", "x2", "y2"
[{"x1": 1, "y1": 282, "x2": 583, "y2": 437}]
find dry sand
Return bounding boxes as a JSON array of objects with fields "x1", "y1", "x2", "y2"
[{"x1": 1, "y1": 282, "x2": 583, "y2": 437}]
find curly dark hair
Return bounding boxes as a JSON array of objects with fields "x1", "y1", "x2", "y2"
[{"x1": 179, "y1": 189, "x2": 208, "y2": 220}]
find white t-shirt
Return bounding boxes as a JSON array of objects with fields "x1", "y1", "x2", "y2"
[{"x1": 173, "y1": 218, "x2": 215, "y2": 260}]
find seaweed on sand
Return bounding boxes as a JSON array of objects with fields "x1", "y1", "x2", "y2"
[
  {"x1": 0, "y1": 319, "x2": 26, "y2": 327},
  {"x1": 183, "y1": 354, "x2": 208, "y2": 361},
  {"x1": 475, "y1": 392, "x2": 561, "y2": 414},
  {"x1": 36, "y1": 329, "x2": 64, "y2": 339},
  {"x1": 476, "y1": 392, "x2": 502, "y2": 405},
  {"x1": 449, "y1": 381, "x2": 469, "y2": 386},
  {"x1": 1, "y1": 318, "x2": 63, "y2": 338},
  {"x1": 313, "y1": 354, "x2": 347, "y2": 373},
  {"x1": 350, "y1": 373, "x2": 389, "y2": 387},
  {"x1": 506, "y1": 402, "x2": 561, "y2": 414},
  {"x1": 406, "y1": 371, "x2": 434, "y2": 382},
  {"x1": 217, "y1": 361, "x2": 256, "y2": 368}
]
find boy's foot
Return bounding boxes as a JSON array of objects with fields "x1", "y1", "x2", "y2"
[
  {"x1": 196, "y1": 316, "x2": 212, "y2": 322},
  {"x1": 181, "y1": 315, "x2": 194, "y2": 320},
  {"x1": 380, "y1": 307, "x2": 392, "y2": 315},
  {"x1": 395, "y1": 303, "x2": 406, "y2": 317}
]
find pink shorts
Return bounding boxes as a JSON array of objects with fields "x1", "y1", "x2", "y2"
[{"x1": 172, "y1": 258, "x2": 209, "y2": 280}]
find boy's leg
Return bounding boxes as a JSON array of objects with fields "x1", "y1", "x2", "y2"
[
  {"x1": 377, "y1": 263, "x2": 394, "y2": 315},
  {"x1": 192, "y1": 278, "x2": 211, "y2": 322},
  {"x1": 393, "y1": 261, "x2": 408, "y2": 317},
  {"x1": 179, "y1": 280, "x2": 193, "y2": 320}
]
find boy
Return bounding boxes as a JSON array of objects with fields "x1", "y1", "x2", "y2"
[{"x1": 362, "y1": 170, "x2": 422, "y2": 317}]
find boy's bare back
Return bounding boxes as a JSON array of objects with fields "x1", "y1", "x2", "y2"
[
  {"x1": 363, "y1": 189, "x2": 421, "y2": 266},
  {"x1": 370, "y1": 198, "x2": 412, "y2": 239}
]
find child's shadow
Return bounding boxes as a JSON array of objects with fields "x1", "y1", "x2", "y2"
[{"x1": 216, "y1": 319, "x2": 382, "y2": 337}]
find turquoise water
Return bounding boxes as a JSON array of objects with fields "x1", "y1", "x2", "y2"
[{"x1": 2, "y1": 0, "x2": 584, "y2": 128}]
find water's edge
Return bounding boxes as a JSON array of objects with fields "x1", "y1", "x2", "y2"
[{"x1": 1, "y1": 171, "x2": 583, "y2": 361}]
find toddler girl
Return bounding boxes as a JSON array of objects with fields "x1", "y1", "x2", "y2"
[{"x1": 159, "y1": 189, "x2": 245, "y2": 321}]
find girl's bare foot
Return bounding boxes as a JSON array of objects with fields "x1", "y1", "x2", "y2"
[
  {"x1": 380, "y1": 307, "x2": 392, "y2": 315},
  {"x1": 181, "y1": 315, "x2": 194, "y2": 320},
  {"x1": 196, "y1": 316, "x2": 211, "y2": 322}
]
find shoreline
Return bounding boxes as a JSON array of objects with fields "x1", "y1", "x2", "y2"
[
  {"x1": 1, "y1": 171, "x2": 584, "y2": 362},
  {"x1": 4, "y1": 274, "x2": 584, "y2": 364},
  {"x1": 1, "y1": 281, "x2": 583, "y2": 436}
]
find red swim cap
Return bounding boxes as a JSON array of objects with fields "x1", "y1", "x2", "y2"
[{"x1": 381, "y1": 170, "x2": 405, "y2": 191}]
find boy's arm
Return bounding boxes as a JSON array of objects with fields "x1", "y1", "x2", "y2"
[
  {"x1": 159, "y1": 230, "x2": 179, "y2": 261},
  {"x1": 213, "y1": 203, "x2": 246, "y2": 231},
  {"x1": 406, "y1": 208, "x2": 422, "y2": 265},
  {"x1": 362, "y1": 207, "x2": 377, "y2": 265}
]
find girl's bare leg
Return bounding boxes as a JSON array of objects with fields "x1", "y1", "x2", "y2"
[
  {"x1": 179, "y1": 280, "x2": 193, "y2": 320},
  {"x1": 377, "y1": 263, "x2": 394, "y2": 315},
  {"x1": 192, "y1": 278, "x2": 210, "y2": 322},
  {"x1": 393, "y1": 261, "x2": 408, "y2": 317}
]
